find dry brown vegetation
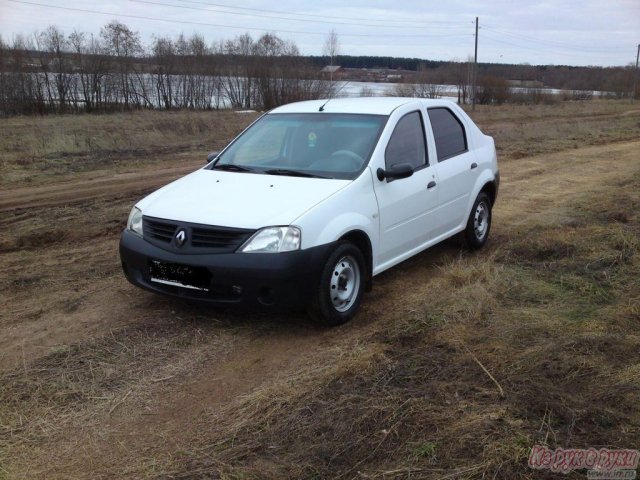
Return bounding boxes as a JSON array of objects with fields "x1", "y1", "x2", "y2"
[
  {"x1": 1, "y1": 100, "x2": 639, "y2": 479},
  {"x1": 0, "y1": 110, "x2": 260, "y2": 186}
]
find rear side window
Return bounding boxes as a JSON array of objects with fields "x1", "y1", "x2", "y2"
[
  {"x1": 385, "y1": 111, "x2": 427, "y2": 170},
  {"x1": 428, "y1": 108, "x2": 467, "y2": 161}
]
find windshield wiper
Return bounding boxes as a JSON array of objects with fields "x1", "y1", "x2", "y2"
[
  {"x1": 264, "y1": 168, "x2": 330, "y2": 179},
  {"x1": 212, "y1": 163, "x2": 255, "y2": 173}
]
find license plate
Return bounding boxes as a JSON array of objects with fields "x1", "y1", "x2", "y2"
[{"x1": 149, "y1": 260, "x2": 211, "y2": 292}]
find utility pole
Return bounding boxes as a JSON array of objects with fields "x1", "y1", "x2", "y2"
[
  {"x1": 632, "y1": 43, "x2": 640, "y2": 102},
  {"x1": 472, "y1": 17, "x2": 478, "y2": 111}
]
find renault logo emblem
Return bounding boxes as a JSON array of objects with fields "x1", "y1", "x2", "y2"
[{"x1": 175, "y1": 229, "x2": 187, "y2": 247}]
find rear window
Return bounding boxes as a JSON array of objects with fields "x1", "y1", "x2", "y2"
[{"x1": 428, "y1": 108, "x2": 467, "y2": 161}]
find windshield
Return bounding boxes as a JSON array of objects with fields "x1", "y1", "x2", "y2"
[{"x1": 213, "y1": 113, "x2": 387, "y2": 180}]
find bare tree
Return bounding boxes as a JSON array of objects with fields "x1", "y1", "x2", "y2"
[
  {"x1": 0, "y1": 34, "x2": 46, "y2": 114},
  {"x1": 222, "y1": 33, "x2": 256, "y2": 108},
  {"x1": 182, "y1": 33, "x2": 219, "y2": 109},
  {"x1": 252, "y1": 32, "x2": 326, "y2": 110},
  {"x1": 190, "y1": 34, "x2": 221, "y2": 109},
  {"x1": 100, "y1": 20, "x2": 142, "y2": 109},
  {"x1": 152, "y1": 36, "x2": 176, "y2": 109},
  {"x1": 323, "y1": 28, "x2": 340, "y2": 83},
  {"x1": 323, "y1": 28, "x2": 340, "y2": 67},
  {"x1": 69, "y1": 31, "x2": 108, "y2": 112},
  {"x1": 35, "y1": 26, "x2": 75, "y2": 112},
  {"x1": 444, "y1": 57, "x2": 473, "y2": 104}
]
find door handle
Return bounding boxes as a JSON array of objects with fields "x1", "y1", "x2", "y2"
[
  {"x1": 470, "y1": 162, "x2": 478, "y2": 169},
  {"x1": 427, "y1": 181, "x2": 437, "y2": 189}
]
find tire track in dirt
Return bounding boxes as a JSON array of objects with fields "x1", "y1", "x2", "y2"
[{"x1": 0, "y1": 162, "x2": 200, "y2": 212}]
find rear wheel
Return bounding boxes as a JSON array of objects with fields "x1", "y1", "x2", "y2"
[
  {"x1": 308, "y1": 242, "x2": 365, "y2": 326},
  {"x1": 464, "y1": 192, "x2": 492, "y2": 250}
]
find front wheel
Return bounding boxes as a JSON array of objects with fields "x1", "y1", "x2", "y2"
[
  {"x1": 308, "y1": 242, "x2": 365, "y2": 326},
  {"x1": 464, "y1": 192, "x2": 492, "y2": 250}
]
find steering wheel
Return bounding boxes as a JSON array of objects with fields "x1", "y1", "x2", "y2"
[{"x1": 329, "y1": 150, "x2": 364, "y2": 170}]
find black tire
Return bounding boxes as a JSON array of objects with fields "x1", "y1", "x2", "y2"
[
  {"x1": 308, "y1": 241, "x2": 365, "y2": 326},
  {"x1": 464, "y1": 192, "x2": 492, "y2": 250}
]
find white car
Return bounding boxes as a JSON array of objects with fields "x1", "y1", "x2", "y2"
[{"x1": 120, "y1": 97, "x2": 499, "y2": 325}]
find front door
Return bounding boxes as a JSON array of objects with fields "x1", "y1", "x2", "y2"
[{"x1": 373, "y1": 110, "x2": 440, "y2": 269}]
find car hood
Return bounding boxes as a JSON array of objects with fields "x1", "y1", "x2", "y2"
[{"x1": 137, "y1": 168, "x2": 350, "y2": 229}]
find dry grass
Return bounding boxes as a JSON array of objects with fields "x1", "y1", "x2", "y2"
[
  {"x1": 466, "y1": 99, "x2": 635, "y2": 124},
  {"x1": 1, "y1": 101, "x2": 639, "y2": 479},
  {"x1": 466, "y1": 100, "x2": 640, "y2": 161},
  {"x1": 0, "y1": 110, "x2": 259, "y2": 186},
  {"x1": 164, "y1": 171, "x2": 639, "y2": 479}
]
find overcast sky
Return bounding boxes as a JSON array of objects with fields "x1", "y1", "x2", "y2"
[{"x1": 0, "y1": 0, "x2": 638, "y2": 67}]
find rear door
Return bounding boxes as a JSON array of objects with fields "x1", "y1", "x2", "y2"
[
  {"x1": 426, "y1": 107, "x2": 478, "y2": 236},
  {"x1": 372, "y1": 109, "x2": 440, "y2": 268}
]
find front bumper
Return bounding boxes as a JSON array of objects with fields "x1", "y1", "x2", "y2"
[{"x1": 119, "y1": 229, "x2": 334, "y2": 310}]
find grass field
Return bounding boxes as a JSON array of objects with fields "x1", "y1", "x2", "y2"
[{"x1": 1, "y1": 100, "x2": 639, "y2": 479}]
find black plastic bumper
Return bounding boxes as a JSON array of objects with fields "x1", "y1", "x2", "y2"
[{"x1": 119, "y1": 229, "x2": 334, "y2": 310}]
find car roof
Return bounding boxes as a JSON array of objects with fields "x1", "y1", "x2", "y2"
[{"x1": 269, "y1": 96, "x2": 456, "y2": 115}]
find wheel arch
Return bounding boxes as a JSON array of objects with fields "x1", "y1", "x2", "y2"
[
  {"x1": 467, "y1": 168, "x2": 498, "y2": 215},
  {"x1": 339, "y1": 229, "x2": 373, "y2": 292},
  {"x1": 480, "y1": 180, "x2": 497, "y2": 206}
]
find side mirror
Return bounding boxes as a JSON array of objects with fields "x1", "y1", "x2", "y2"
[
  {"x1": 207, "y1": 151, "x2": 220, "y2": 163},
  {"x1": 377, "y1": 163, "x2": 414, "y2": 182}
]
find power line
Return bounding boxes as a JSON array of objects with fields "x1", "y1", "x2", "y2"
[
  {"x1": 481, "y1": 32, "x2": 628, "y2": 60},
  {"x1": 483, "y1": 26, "x2": 629, "y2": 54},
  {"x1": 128, "y1": 0, "x2": 469, "y2": 30},
  {"x1": 174, "y1": 0, "x2": 468, "y2": 27},
  {"x1": 6, "y1": 0, "x2": 473, "y2": 39}
]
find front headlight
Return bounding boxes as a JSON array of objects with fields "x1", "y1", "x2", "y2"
[
  {"x1": 127, "y1": 207, "x2": 143, "y2": 236},
  {"x1": 239, "y1": 226, "x2": 301, "y2": 253}
]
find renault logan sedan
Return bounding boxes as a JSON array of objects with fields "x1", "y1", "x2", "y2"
[{"x1": 120, "y1": 97, "x2": 499, "y2": 325}]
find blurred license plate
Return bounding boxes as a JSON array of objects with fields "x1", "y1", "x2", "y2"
[{"x1": 149, "y1": 260, "x2": 210, "y2": 291}]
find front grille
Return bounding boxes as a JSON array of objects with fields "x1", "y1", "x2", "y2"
[
  {"x1": 191, "y1": 227, "x2": 252, "y2": 249},
  {"x1": 142, "y1": 216, "x2": 255, "y2": 253},
  {"x1": 144, "y1": 217, "x2": 177, "y2": 243}
]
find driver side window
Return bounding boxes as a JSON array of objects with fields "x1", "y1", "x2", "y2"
[{"x1": 385, "y1": 111, "x2": 427, "y2": 170}]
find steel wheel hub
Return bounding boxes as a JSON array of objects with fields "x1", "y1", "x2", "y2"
[
  {"x1": 474, "y1": 201, "x2": 489, "y2": 240},
  {"x1": 330, "y1": 255, "x2": 360, "y2": 312}
]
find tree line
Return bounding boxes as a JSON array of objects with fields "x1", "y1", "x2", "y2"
[
  {"x1": 0, "y1": 20, "x2": 637, "y2": 115},
  {"x1": 0, "y1": 21, "x2": 330, "y2": 115},
  {"x1": 309, "y1": 55, "x2": 637, "y2": 96}
]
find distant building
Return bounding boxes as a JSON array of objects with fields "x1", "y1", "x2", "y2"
[
  {"x1": 321, "y1": 65, "x2": 343, "y2": 80},
  {"x1": 321, "y1": 65, "x2": 342, "y2": 74}
]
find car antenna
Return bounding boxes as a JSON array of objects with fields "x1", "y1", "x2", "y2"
[
  {"x1": 319, "y1": 99, "x2": 330, "y2": 112},
  {"x1": 319, "y1": 81, "x2": 349, "y2": 111}
]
